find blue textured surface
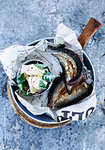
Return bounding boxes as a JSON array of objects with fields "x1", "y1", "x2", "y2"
[{"x1": 0, "y1": 0, "x2": 105, "y2": 150}]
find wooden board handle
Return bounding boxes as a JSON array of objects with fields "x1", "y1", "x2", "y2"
[{"x1": 78, "y1": 17, "x2": 102, "y2": 49}]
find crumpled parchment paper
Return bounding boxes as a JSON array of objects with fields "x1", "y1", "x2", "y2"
[{"x1": 0, "y1": 23, "x2": 96, "y2": 122}]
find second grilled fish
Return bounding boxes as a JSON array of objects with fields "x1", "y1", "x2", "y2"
[{"x1": 48, "y1": 77, "x2": 91, "y2": 109}]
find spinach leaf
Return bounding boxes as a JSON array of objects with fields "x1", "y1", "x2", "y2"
[
  {"x1": 24, "y1": 90, "x2": 33, "y2": 96},
  {"x1": 18, "y1": 83, "x2": 23, "y2": 91},
  {"x1": 17, "y1": 73, "x2": 29, "y2": 93},
  {"x1": 39, "y1": 80, "x2": 46, "y2": 89},
  {"x1": 42, "y1": 72, "x2": 55, "y2": 82},
  {"x1": 18, "y1": 73, "x2": 26, "y2": 84}
]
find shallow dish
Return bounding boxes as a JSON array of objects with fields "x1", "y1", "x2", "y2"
[{"x1": 9, "y1": 38, "x2": 95, "y2": 124}]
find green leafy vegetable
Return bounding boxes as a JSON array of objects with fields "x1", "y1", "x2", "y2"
[
  {"x1": 18, "y1": 73, "x2": 26, "y2": 84},
  {"x1": 39, "y1": 80, "x2": 46, "y2": 89},
  {"x1": 42, "y1": 72, "x2": 55, "y2": 82},
  {"x1": 17, "y1": 73, "x2": 29, "y2": 93},
  {"x1": 18, "y1": 84, "x2": 23, "y2": 91},
  {"x1": 24, "y1": 90, "x2": 33, "y2": 96},
  {"x1": 17, "y1": 63, "x2": 55, "y2": 96}
]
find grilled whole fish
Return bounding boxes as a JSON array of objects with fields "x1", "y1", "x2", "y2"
[
  {"x1": 48, "y1": 77, "x2": 91, "y2": 109},
  {"x1": 55, "y1": 51, "x2": 82, "y2": 94}
]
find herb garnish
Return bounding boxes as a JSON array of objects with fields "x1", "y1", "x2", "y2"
[
  {"x1": 17, "y1": 63, "x2": 56, "y2": 96},
  {"x1": 42, "y1": 71, "x2": 55, "y2": 82},
  {"x1": 17, "y1": 73, "x2": 31, "y2": 96},
  {"x1": 39, "y1": 80, "x2": 47, "y2": 90}
]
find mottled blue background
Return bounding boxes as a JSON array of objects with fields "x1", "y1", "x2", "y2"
[{"x1": 0, "y1": 0, "x2": 105, "y2": 150}]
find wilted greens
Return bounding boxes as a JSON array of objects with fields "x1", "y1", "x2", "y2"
[{"x1": 16, "y1": 62, "x2": 55, "y2": 96}]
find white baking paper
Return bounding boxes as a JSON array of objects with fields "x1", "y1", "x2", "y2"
[{"x1": 0, "y1": 23, "x2": 97, "y2": 122}]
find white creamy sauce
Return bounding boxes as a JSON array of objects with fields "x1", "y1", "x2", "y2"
[{"x1": 20, "y1": 64, "x2": 47, "y2": 94}]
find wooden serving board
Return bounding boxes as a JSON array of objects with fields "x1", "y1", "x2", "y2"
[{"x1": 7, "y1": 18, "x2": 102, "y2": 128}]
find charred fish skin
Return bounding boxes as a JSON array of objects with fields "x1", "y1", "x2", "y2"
[
  {"x1": 47, "y1": 57, "x2": 93, "y2": 109},
  {"x1": 47, "y1": 47, "x2": 93, "y2": 109},
  {"x1": 56, "y1": 53, "x2": 77, "y2": 82},
  {"x1": 53, "y1": 81, "x2": 89, "y2": 108},
  {"x1": 55, "y1": 53, "x2": 74, "y2": 94},
  {"x1": 48, "y1": 75, "x2": 93, "y2": 109},
  {"x1": 47, "y1": 47, "x2": 83, "y2": 86},
  {"x1": 47, "y1": 75, "x2": 64, "y2": 109},
  {"x1": 54, "y1": 50, "x2": 83, "y2": 95}
]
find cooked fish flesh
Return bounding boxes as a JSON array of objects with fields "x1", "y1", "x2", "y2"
[
  {"x1": 48, "y1": 77, "x2": 90, "y2": 109},
  {"x1": 55, "y1": 52, "x2": 78, "y2": 94},
  {"x1": 55, "y1": 53, "x2": 77, "y2": 82}
]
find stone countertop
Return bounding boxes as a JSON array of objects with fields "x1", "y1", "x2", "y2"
[{"x1": 0, "y1": 0, "x2": 105, "y2": 150}]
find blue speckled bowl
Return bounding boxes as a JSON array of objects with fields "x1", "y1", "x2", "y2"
[{"x1": 10, "y1": 38, "x2": 95, "y2": 124}]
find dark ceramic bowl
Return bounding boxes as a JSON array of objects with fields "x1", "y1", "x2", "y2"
[{"x1": 10, "y1": 38, "x2": 95, "y2": 124}]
